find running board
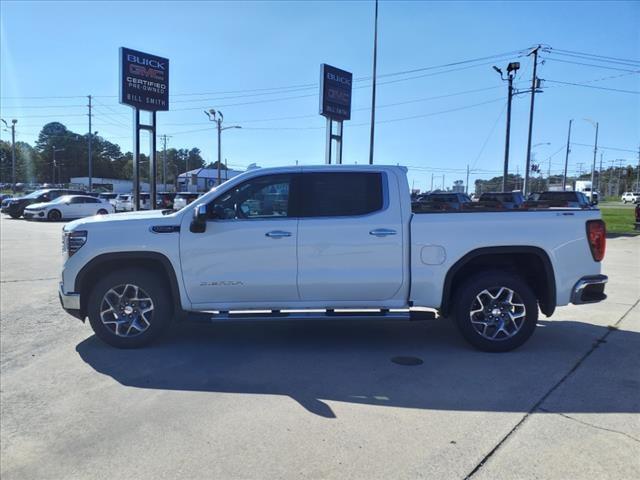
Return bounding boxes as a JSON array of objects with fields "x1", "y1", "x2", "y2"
[{"x1": 186, "y1": 309, "x2": 436, "y2": 324}]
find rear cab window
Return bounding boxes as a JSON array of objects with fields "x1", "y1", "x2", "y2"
[{"x1": 300, "y1": 172, "x2": 383, "y2": 217}]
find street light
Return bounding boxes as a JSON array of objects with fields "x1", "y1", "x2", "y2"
[
  {"x1": 493, "y1": 61, "x2": 519, "y2": 191},
  {"x1": 204, "y1": 109, "x2": 241, "y2": 187},
  {"x1": 1, "y1": 118, "x2": 17, "y2": 193}
]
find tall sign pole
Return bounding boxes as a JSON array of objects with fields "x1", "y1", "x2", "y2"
[
  {"x1": 319, "y1": 64, "x2": 352, "y2": 164},
  {"x1": 120, "y1": 47, "x2": 169, "y2": 210}
]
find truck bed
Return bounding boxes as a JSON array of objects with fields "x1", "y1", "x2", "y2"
[{"x1": 408, "y1": 209, "x2": 603, "y2": 310}]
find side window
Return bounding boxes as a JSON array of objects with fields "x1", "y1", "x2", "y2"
[
  {"x1": 70, "y1": 197, "x2": 84, "y2": 204},
  {"x1": 211, "y1": 174, "x2": 291, "y2": 220},
  {"x1": 301, "y1": 172, "x2": 383, "y2": 217}
]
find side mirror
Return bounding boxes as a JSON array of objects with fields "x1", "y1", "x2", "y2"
[{"x1": 190, "y1": 204, "x2": 208, "y2": 233}]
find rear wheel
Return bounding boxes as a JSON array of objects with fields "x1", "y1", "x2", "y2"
[
  {"x1": 9, "y1": 212, "x2": 21, "y2": 219},
  {"x1": 47, "y1": 209, "x2": 62, "y2": 221},
  {"x1": 97, "y1": 208, "x2": 109, "y2": 215},
  {"x1": 453, "y1": 271, "x2": 538, "y2": 352},
  {"x1": 87, "y1": 268, "x2": 172, "y2": 348}
]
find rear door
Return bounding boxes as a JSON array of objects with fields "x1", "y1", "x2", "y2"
[{"x1": 296, "y1": 171, "x2": 404, "y2": 302}]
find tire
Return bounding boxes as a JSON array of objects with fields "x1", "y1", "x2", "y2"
[
  {"x1": 9, "y1": 212, "x2": 21, "y2": 219},
  {"x1": 87, "y1": 268, "x2": 172, "y2": 348},
  {"x1": 97, "y1": 209, "x2": 109, "y2": 215},
  {"x1": 453, "y1": 271, "x2": 538, "y2": 352},
  {"x1": 47, "y1": 209, "x2": 62, "y2": 221}
]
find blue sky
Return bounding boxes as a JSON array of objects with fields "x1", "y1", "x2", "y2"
[{"x1": 1, "y1": 0, "x2": 638, "y2": 190}]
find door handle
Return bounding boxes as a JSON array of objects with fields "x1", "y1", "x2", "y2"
[
  {"x1": 265, "y1": 230, "x2": 292, "y2": 238},
  {"x1": 369, "y1": 228, "x2": 397, "y2": 237}
]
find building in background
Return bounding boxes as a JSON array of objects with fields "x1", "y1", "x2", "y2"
[
  {"x1": 177, "y1": 167, "x2": 245, "y2": 192},
  {"x1": 69, "y1": 177, "x2": 173, "y2": 194}
]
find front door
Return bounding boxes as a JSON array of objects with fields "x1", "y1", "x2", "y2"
[{"x1": 180, "y1": 173, "x2": 299, "y2": 308}]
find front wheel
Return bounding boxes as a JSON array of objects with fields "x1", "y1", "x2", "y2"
[
  {"x1": 97, "y1": 208, "x2": 109, "y2": 215},
  {"x1": 87, "y1": 269, "x2": 172, "y2": 348},
  {"x1": 47, "y1": 209, "x2": 62, "y2": 221},
  {"x1": 453, "y1": 271, "x2": 538, "y2": 352}
]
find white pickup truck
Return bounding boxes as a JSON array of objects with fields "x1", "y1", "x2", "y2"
[{"x1": 59, "y1": 165, "x2": 608, "y2": 352}]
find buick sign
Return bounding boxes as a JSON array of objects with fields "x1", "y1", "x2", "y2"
[
  {"x1": 119, "y1": 47, "x2": 169, "y2": 111},
  {"x1": 319, "y1": 64, "x2": 352, "y2": 121}
]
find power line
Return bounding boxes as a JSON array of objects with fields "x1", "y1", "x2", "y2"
[
  {"x1": 547, "y1": 50, "x2": 640, "y2": 68},
  {"x1": 543, "y1": 57, "x2": 640, "y2": 73},
  {"x1": 1, "y1": 49, "x2": 528, "y2": 104},
  {"x1": 470, "y1": 101, "x2": 508, "y2": 170},
  {"x1": 544, "y1": 79, "x2": 639, "y2": 94},
  {"x1": 571, "y1": 142, "x2": 637, "y2": 153},
  {"x1": 166, "y1": 96, "x2": 506, "y2": 136},
  {"x1": 551, "y1": 48, "x2": 640, "y2": 66}
]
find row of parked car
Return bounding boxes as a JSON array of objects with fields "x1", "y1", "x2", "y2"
[
  {"x1": 0, "y1": 188, "x2": 202, "y2": 221},
  {"x1": 411, "y1": 190, "x2": 597, "y2": 212}
]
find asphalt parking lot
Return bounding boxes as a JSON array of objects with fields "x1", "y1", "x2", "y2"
[{"x1": 1, "y1": 215, "x2": 639, "y2": 479}]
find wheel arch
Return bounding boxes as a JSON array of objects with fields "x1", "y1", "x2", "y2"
[
  {"x1": 75, "y1": 252, "x2": 183, "y2": 320},
  {"x1": 440, "y1": 246, "x2": 556, "y2": 318}
]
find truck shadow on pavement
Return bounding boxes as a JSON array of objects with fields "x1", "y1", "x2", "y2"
[{"x1": 76, "y1": 318, "x2": 640, "y2": 418}]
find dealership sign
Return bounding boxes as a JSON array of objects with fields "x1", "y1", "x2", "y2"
[
  {"x1": 119, "y1": 47, "x2": 169, "y2": 111},
  {"x1": 319, "y1": 64, "x2": 352, "y2": 121}
]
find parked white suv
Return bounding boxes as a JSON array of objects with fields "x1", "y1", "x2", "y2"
[
  {"x1": 621, "y1": 192, "x2": 640, "y2": 204},
  {"x1": 59, "y1": 165, "x2": 608, "y2": 352}
]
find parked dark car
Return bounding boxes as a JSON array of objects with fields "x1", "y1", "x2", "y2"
[
  {"x1": 1, "y1": 189, "x2": 86, "y2": 218},
  {"x1": 478, "y1": 191, "x2": 525, "y2": 209},
  {"x1": 412, "y1": 192, "x2": 472, "y2": 212},
  {"x1": 529, "y1": 191, "x2": 593, "y2": 209},
  {"x1": 635, "y1": 204, "x2": 640, "y2": 231}
]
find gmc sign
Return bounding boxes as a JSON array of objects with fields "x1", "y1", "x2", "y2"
[{"x1": 120, "y1": 47, "x2": 169, "y2": 111}]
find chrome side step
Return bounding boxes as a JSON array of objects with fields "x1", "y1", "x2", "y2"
[{"x1": 187, "y1": 309, "x2": 436, "y2": 323}]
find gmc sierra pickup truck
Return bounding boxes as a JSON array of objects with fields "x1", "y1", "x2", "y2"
[{"x1": 59, "y1": 165, "x2": 608, "y2": 351}]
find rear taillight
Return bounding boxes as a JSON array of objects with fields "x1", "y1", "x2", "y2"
[{"x1": 586, "y1": 220, "x2": 606, "y2": 262}]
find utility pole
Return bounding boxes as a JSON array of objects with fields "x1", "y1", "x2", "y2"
[
  {"x1": 465, "y1": 165, "x2": 470, "y2": 194},
  {"x1": 587, "y1": 120, "x2": 598, "y2": 197},
  {"x1": 636, "y1": 146, "x2": 640, "y2": 191},
  {"x1": 368, "y1": 0, "x2": 378, "y2": 165},
  {"x1": 87, "y1": 95, "x2": 93, "y2": 191},
  {"x1": 1, "y1": 119, "x2": 17, "y2": 193},
  {"x1": 617, "y1": 159, "x2": 624, "y2": 196},
  {"x1": 599, "y1": 152, "x2": 603, "y2": 193},
  {"x1": 430, "y1": 173, "x2": 434, "y2": 191},
  {"x1": 442, "y1": 174, "x2": 445, "y2": 191},
  {"x1": 562, "y1": 119, "x2": 572, "y2": 190},
  {"x1": 523, "y1": 45, "x2": 542, "y2": 196},
  {"x1": 52, "y1": 146, "x2": 64, "y2": 184},
  {"x1": 205, "y1": 109, "x2": 241, "y2": 188},
  {"x1": 160, "y1": 134, "x2": 170, "y2": 191},
  {"x1": 577, "y1": 162, "x2": 584, "y2": 178}
]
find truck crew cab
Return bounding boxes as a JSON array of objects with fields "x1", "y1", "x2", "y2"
[{"x1": 59, "y1": 165, "x2": 607, "y2": 352}]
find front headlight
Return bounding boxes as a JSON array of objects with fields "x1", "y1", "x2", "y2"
[
  {"x1": 28, "y1": 207, "x2": 45, "y2": 211},
  {"x1": 62, "y1": 230, "x2": 88, "y2": 257}
]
